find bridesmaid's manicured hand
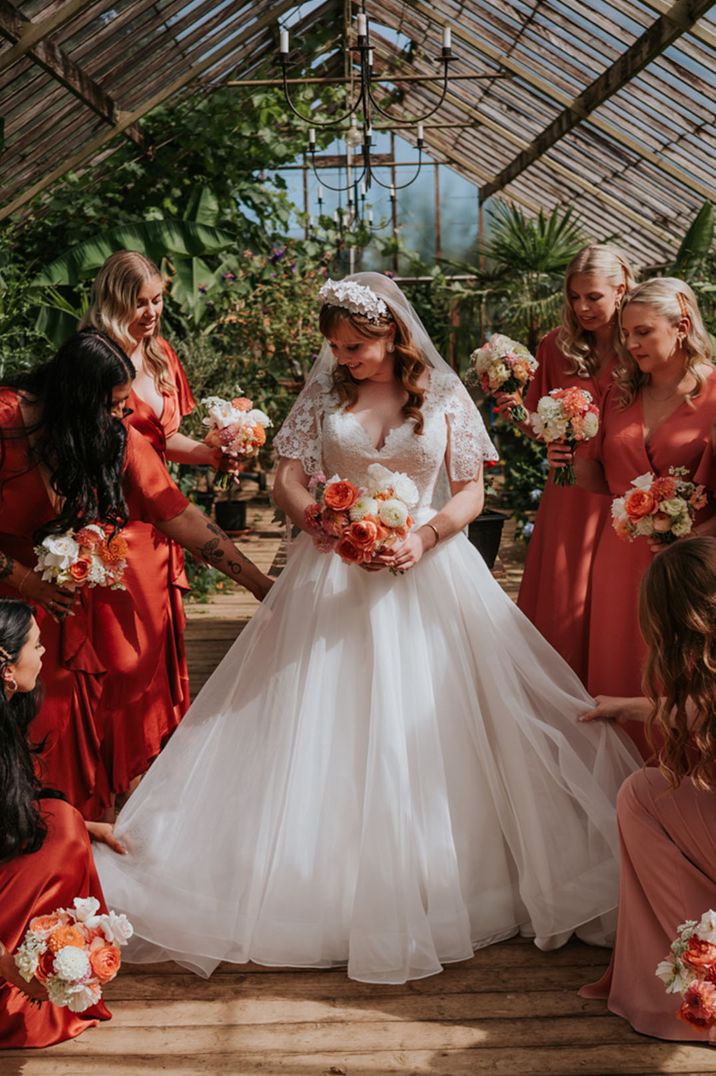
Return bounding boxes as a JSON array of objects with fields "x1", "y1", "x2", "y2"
[
  {"x1": 494, "y1": 390, "x2": 523, "y2": 416},
  {"x1": 579, "y1": 695, "x2": 650, "y2": 724},
  {"x1": 86, "y1": 820, "x2": 127, "y2": 855},
  {"x1": 19, "y1": 571, "x2": 78, "y2": 622},
  {"x1": 546, "y1": 439, "x2": 574, "y2": 470},
  {"x1": 0, "y1": 940, "x2": 48, "y2": 1001}
]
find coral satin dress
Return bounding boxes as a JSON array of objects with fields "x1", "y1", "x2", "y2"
[
  {"x1": 0, "y1": 388, "x2": 190, "y2": 814},
  {"x1": 92, "y1": 339, "x2": 196, "y2": 799},
  {"x1": 0, "y1": 799, "x2": 111, "y2": 1048},
  {"x1": 585, "y1": 374, "x2": 716, "y2": 748},
  {"x1": 517, "y1": 330, "x2": 615, "y2": 682}
]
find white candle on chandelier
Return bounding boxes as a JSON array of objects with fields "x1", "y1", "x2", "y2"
[
  {"x1": 442, "y1": 26, "x2": 451, "y2": 50},
  {"x1": 356, "y1": 13, "x2": 367, "y2": 36},
  {"x1": 417, "y1": 123, "x2": 425, "y2": 143},
  {"x1": 390, "y1": 184, "x2": 396, "y2": 200},
  {"x1": 279, "y1": 26, "x2": 289, "y2": 54},
  {"x1": 317, "y1": 184, "x2": 324, "y2": 204},
  {"x1": 359, "y1": 180, "x2": 366, "y2": 198},
  {"x1": 367, "y1": 209, "x2": 374, "y2": 225},
  {"x1": 368, "y1": 48, "x2": 374, "y2": 68},
  {"x1": 308, "y1": 127, "x2": 316, "y2": 147}
]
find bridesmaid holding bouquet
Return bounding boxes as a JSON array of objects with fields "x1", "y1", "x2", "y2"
[{"x1": 498, "y1": 245, "x2": 634, "y2": 682}]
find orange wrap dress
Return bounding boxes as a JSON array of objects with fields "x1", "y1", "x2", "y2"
[
  {"x1": 0, "y1": 388, "x2": 190, "y2": 813},
  {"x1": 516, "y1": 329, "x2": 615, "y2": 682},
  {"x1": 92, "y1": 339, "x2": 196, "y2": 799},
  {"x1": 0, "y1": 799, "x2": 111, "y2": 1048}
]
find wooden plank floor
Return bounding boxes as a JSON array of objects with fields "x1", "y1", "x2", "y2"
[{"x1": 7, "y1": 500, "x2": 716, "y2": 1074}]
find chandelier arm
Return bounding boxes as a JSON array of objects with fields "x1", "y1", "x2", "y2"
[
  {"x1": 309, "y1": 157, "x2": 368, "y2": 193},
  {"x1": 366, "y1": 60, "x2": 450, "y2": 124},
  {"x1": 369, "y1": 150, "x2": 423, "y2": 191},
  {"x1": 281, "y1": 65, "x2": 365, "y2": 128}
]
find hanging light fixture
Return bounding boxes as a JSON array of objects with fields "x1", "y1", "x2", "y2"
[{"x1": 278, "y1": 7, "x2": 454, "y2": 196}]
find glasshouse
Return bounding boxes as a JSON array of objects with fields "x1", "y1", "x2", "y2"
[{"x1": 1, "y1": 1, "x2": 715, "y2": 1072}]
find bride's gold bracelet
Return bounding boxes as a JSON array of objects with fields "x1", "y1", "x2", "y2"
[{"x1": 423, "y1": 522, "x2": 440, "y2": 548}]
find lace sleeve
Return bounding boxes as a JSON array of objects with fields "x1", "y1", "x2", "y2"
[
  {"x1": 272, "y1": 375, "x2": 330, "y2": 476},
  {"x1": 442, "y1": 377, "x2": 499, "y2": 481}
]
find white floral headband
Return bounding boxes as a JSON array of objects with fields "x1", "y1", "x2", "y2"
[{"x1": 318, "y1": 279, "x2": 390, "y2": 323}]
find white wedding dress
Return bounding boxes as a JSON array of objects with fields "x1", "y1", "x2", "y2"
[{"x1": 94, "y1": 367, "x2": 640, "y2": 984}]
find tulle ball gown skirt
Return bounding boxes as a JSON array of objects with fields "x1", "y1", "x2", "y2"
[{"x1": 94, "y1": 531, "x2": 639, "y2": 984}]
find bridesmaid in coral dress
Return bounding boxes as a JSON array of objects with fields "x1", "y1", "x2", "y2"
[
  {"x1": 573, "y1": 279, "x2": 716, "y2": 756},
  {"x1": 0, "y1": 332, "x2": 272, "y2": 815},
  {"x1": 498, "y1": 245, "x2": 634, "y2": 682},
  {"x1": 580, "y1": 537, "x2": 716, "y2": 1042},
  {"x1": 81, "y1": 252, "x2": 225, "y2": 799},
  {"x1": 0, "y1": 599, "x2": 124, "y2": 1048}
]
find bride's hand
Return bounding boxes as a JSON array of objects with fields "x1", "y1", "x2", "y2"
[{"x1": 384, "y1": 532, "x2": 426, "y2": 572}]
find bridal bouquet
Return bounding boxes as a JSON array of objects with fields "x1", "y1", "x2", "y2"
[
  {"x1": 14, "y1": 897, "x2": 133, "y2": 1012},
  {"x1": 34, "y1": 524, "x2": 128, "y2": 590},
  {"x1": 305, "y1": 464, "x2": 418, "y2": 567},
  {"x1": 657, "y1": 910, "x2": 716, "y2": 1032},
  {"x1": 611, "y1": 467, "x2": 707, "y2": 544},
  {"x1": 201, "y1": 394, "x2": 272, "y2": 490},
  {"x1": 530, "y1": 387, "x2": 600, "y2": 486},
  {"x1": 469, "y1": 334, "x2": 537, "y2": 424}
]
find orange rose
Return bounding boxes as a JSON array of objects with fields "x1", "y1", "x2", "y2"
[
  {"x1": 232, "y1": 397, "x2": 253, "y2": 412},
  {"x1": 251, "y1": 424, "x2": 267, "y2": 448},
  {"x1": 34, "y1": 948, "x2": 57, "y2": 984},
  {"x1": 29, "y1": 913, "x2": 64, "y2": 935},
  {"x1": 48, "y1": 925, "x2": 87, "y2": 953},
  {"x1": 89, "y1": 944, "x2": 121, "y2": 984},
  {"x1": 345, "y1": 519, "x2": 381, "y2": 550},
  {"x1": 336, "y1": 536, "x2": 372, "y2": 565},
  {"x1": 324, "y1": 480, "x2": 360, "y2": 511},
  {"x1": 684, "y1": 937, "x2": 716, "y2": 972},
  {"x1": 625, "y1": 488, "x2": 656, "y2": 520},
  {"x1": 69, "y1": 557, "x2": 91, "y2": 582}
]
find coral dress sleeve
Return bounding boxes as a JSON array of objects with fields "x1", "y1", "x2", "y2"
[
  {"x1": 579, "y1": 382, "x2": 613, "y2": 463},
  {"x1": 524, "y1": 330, "x2": 558, "y2": 413},
  {"x1": 160, "y1": 338, "x2": 196, "y2": 418},
  {"x1": 0, "y1": 799, "x2": 111, "y2": 1048},
  {"x1": 122, "y1": 427, "x2": 190, "y2": 524}
]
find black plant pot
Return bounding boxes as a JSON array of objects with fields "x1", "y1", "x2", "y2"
[
  {"x1": 215, "y1": 500, "x2": 247, "y2": 533},
  {"x1": 193, "y1": 490, "x2": 216, "y2": 512},
  {"x1": 467, "y1": 510, "x2": 508, "y2": 569}
]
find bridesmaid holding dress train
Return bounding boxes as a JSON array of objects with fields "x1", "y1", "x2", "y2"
[{"x1": 498, "y1": 245, "x2": 634, "y2": 682}]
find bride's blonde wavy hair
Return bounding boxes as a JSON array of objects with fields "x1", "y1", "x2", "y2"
[
  {"x1": 80, "y1": 251, "x2": 174, "y2": 394},
  {"x1": 640, "y1": 537, "x2": 716, "y2": 791},
  {"x1": 615, "y1": 277, "x2": 712, "y2": 409},
  {"x1": 319, "y1": 304, "x2": 428, "y2": 434},
  {"x1": 556, "y1": 244, "x2": 635, "y2": 378}
]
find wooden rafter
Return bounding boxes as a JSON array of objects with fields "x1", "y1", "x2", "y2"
[
  {"x1": 0, "y1": 0, "x2": 98, "y2": 73},
  {"x1": 0, "y1": 0, "x2": 143, "y2": 145},
  {"x1": 480, "y1": 0, "x2": 716, "y2": 199}
]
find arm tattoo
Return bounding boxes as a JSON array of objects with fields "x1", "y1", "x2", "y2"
[
  {"x1": 197, "y1": 521, "x2": 247, "y2": 577},
  {"x1": 0, "y1": 552, "x2": 14, "y2": 580}
]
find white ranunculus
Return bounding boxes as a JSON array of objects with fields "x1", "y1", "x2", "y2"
[
  {"x1": 696, "y1": 910, "x2": 716, "y2": 944},
  {"x1": 378, "y1": 499, "x2": 409, "y2": 528},
  {"x1": 40, "y1": 535, "x2": 80, "y2": 570},
  {"x1": 98, "y1": 910, "x2": 134, "y2": 946},
  {"x1": 53, "y1": 946, "x2": 91, "y2": 982},
  {"x1": 582, "y1": 412, "x2": 599, "y2": 438},
  {"x1": 349, "y1": 495, "x2": 379, "y2": 521},
  {"x1": 537, "y1": 396, "x2": 564, "y2": 420},
  {"x1": 659, "y1": 497, "x2": 686, "y2": 518}
]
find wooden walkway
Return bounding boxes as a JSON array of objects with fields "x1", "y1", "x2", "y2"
[{"x1": 7, "y1": 499, "x2": 716, "y2": 1075}]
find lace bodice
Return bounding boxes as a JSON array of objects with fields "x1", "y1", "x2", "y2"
[{"x1": 273, "y1": 369, "x2": 497, "y2": 515}]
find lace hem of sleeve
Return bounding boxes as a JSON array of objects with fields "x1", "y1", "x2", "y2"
[
  {"x1": 272, "y1": 373, "x2": 331, "y2": 476},
  {"x1": 436, "y1": 374, "x2": 498, "y2": 482}
]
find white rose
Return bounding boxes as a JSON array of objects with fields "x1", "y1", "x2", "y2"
[
  {"x1": 53, "y1": 946, "x2": 91, "y2": 982},
  {"x1": 365, "y1": 463, "x2": 394, "y2": 494},
  {"x1": 70, "y1": 897, "x2": 102, "y2": 926},
  {"x1": 40, "y1": 535, "x2": 80, "y2": 570},
  {"x1": 390, "y1": 472, "x2": 419, "y2": 508},
  {"x1": 696, "y1": 911, "x2": 716, "y2": 944},
  {"x1": 632, "y1": 472, "x2": 654, "y2": 491},
  {"x1": 246, "y1": 408, "x2": 272, "y2": 428},
  {"x1": 582, "y1": 412, "x2": 599, "y2": 439},
  {"x1": 349, "y1": 495, "x2": 379, "y2": 521},
  {"x1": 378, "y1": 499, "x2": 409, "y2": 528},
  {"x1": 66, "y1": 981, "x2": 102, "y2": 1013},
  {"x1": 659, "y1": 497, "x2": 686, "y2": 518},
  {"x1": 98, "y1": 910, "x2": 134, "y2": 946},
  {"x1": 610, "y1": 497, "x2": 627, "y2": 522}
]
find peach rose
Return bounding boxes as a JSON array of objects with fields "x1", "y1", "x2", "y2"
[
  {"x1": 345, "y1": 519, "x2": 381, "y2": 551},
  {"x1": 34, "y1": 948, "x2": 57, "y2": 984},
  {"x1": 625, "y1": 488, "x2": 656, "y2": 520},
  {"x1": 336, "y1": 536, "x2": 372, "y2": 565},
  {"x1": 29, "y1": 913, "x2": 65, "y2": 935},
  {"x1": 250, "y1": 424, "x2": 267, "y2": 448},
  {"x1": 324, "y1": 480, "x2": 360, "y2": 511},
  {"x1": 678, "y1": 980, "x2": 716, "y2": 1030},
  {"x1": 684, "y1": 937, "x2": 716, "y2": 972},
  {"x1": 232, "y1": 397, "x2": 253, "y2": 412},
  {"x1": 89, "y1": 944, "x2": 121, "y2": 984},
  {"x1": 48, "y1": 925, "x2": 87, "y2": 953},
  {"x1": 320, "y1": 508, "x2": 350, "y2": 538},
  {"x1": 75, "y1": 528, "x2": 102, "y2": 549},
  {"x1": 651, "y1": 476, "x2": 678, "y2": 501},
  {"x1": 69, "y1": 557, "x2": 91, "y2": 582}
]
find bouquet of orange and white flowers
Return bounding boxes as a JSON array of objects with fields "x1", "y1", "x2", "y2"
[
  {"x1": 34, "y1": 524, "x2": 128, "y2": 590},
  {"x1": 657, "y1": 910, "x2": 716, "y2": 1033},
  {"x1": 469, "y1": 334, "x2": 537, "y2": 424},
  {"x1": 611, "y1": 467, "x2": 707, "y2": 544},
  {"x1": 530, "y1": 386, "x2": 600, "y2": 486},
  {"x1": 14, "y1": 897, "x2": 133, "y2": 1012},
  {"x1": 201, "y1": 394, "x2": 272, "y2": 490},
  {"x1": 304, "y1": 464, "x2": 418, "y2": 567}
]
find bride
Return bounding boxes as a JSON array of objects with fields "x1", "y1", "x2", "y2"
[{"x1": 94, "y1": 273, "x2": 640, "y2": 984}]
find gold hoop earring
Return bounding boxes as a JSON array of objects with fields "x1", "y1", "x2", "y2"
[{"x1": 2, "y1": 674, "x2": 17, "y2": 698}]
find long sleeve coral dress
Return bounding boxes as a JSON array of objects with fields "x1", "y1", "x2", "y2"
[
  {"x1": 516, "y1": 329, "x2": 615, "y2": 682},
  {"x1": 0, "y1": 388, "x2": 190, "y2": 815},
  {"x1": 0, "y1": 798, "x2": 111, "y2": 1048},
  {"x1": 91, "y1": 339, "x2": 196, "y2": 801},
  {"x1": 584, "y1": 374, "x2": 716, "y2": 752}
]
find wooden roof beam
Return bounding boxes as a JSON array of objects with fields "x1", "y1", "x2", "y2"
[
  {"x1": 0, "y1": 0, "x2": 143, "y2": 145},
  {"x1": 480, "y1": 0, "x2": 715, "y2": 200},
  {"x1": 0, "y1": 0, "x2": 97, "y2": 73}
]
